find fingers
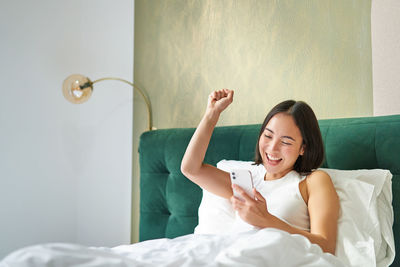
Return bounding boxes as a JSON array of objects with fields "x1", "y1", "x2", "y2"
[
  {"x1": 207, "y1": 89, "x2": 234, "y2": 115},
  {"x1": 232, "y1": 184, "x2": 254, "y2": 202},
  {"x1": 225, "y1": 89, "x2": 234, "y2": 101},
  {"x1": 210, "y1": 89, "x2": 233, "y2": 101},
  {"x1": 210, "y1": 89, "x2": 234, "y2": 101},
  {"x1": 231, "y1": 185, "x2": 265, "y2": 202},
  {"x1": 253, "y1": 188, "x2": 265, "y2": 202},
  {"x1": 230, "y1": 195, "x2": 243, "y2": 210}
]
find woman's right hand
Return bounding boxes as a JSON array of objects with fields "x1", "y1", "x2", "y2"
[{"x1": 206, "y1": 89, "x2": 234, "y2": 116}]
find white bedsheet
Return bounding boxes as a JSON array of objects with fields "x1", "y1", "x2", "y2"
[{"x1": 1, "y1": 228, "x2": 345, "y2": 267}]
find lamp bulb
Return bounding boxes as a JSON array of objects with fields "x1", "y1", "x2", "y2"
[{"x1": 62, "y1": 74, "x2": 93, "y2": 104}]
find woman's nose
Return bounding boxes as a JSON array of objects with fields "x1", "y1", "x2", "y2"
[{"x1": 268, "y1": 139, "x2": 280, "y2": 151}]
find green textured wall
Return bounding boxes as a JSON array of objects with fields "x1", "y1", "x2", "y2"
[{"x1": 132, "y1": 0, "x2": 372, "y2": 243}]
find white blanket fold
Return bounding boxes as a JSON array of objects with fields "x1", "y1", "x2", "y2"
[{"x1": 1, "y1": 229, "x2": 345, "y2": 267}]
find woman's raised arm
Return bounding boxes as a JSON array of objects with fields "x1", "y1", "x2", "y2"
[{"x1": 180, "y1": 89, "x2": 234, "y2": 198}]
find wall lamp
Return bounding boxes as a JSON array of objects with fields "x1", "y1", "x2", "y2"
[{"x1": 62, "y1": 74, "x2": 154, "y2": 131}]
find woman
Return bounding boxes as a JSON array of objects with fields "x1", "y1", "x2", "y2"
[{"x1": 181, "y1": 89, "x2": 339, "y2": 254}]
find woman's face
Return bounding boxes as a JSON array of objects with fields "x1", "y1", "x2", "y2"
[{"x1": 258, "y1": 113, "x2": 304, "y2": 180}]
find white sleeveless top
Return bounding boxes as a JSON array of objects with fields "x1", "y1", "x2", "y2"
[{"x1": 231, "y1": 165, "x2": 310, "y2": 232}]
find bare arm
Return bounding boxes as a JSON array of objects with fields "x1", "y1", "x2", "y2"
[
  {"x1": 232, "y1": 170, "x2": 339, "y2": 254},
  {"x1": 181, "y1": 89, "x2": 234, "y2": 198}
]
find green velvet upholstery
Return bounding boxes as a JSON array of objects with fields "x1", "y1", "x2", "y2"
[{"x1": 139, "y1": 114, "x2": 400, "y2": 265}]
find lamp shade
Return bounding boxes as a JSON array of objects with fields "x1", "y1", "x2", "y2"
[
  {"x1": 62, "y1": 74, "x2": 154, "y2": 130},
  {"x1": 62, "y1": 74, "x2": 93, "y2": 104}
]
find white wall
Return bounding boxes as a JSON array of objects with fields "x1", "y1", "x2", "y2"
[
  {"x1": 0, "y1": 0, "x2": 133, "y2": 259},
  {"x1": 372, "y1": 0, "x2": 400, "y2": 116}
]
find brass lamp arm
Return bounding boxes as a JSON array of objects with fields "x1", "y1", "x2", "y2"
[{"x1": 93, "y1": 77, "x2": 153, "y2": 131}]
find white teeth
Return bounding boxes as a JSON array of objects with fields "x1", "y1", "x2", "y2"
[{"x1": 267, "y1": 154, "x2": 281, "y2": 161}]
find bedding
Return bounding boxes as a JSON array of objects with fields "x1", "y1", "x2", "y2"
[
  {"x1": 194, "y1": 160, "x2": 395, "y2": 267},
  {"x1": 2, "y1": 229, "x2": 345, "y2": 267}
]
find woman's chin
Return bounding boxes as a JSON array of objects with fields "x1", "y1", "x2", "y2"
[{"x1": 263, "y1": 165, "x2": 294, "y2": 179}]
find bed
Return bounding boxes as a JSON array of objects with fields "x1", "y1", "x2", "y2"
[
  {"x1": 138, "y1": 114, "x2": 399, "y2": 266},
  {"x1": 1, "y1": 114, "x2": 399, "y2": 266}
]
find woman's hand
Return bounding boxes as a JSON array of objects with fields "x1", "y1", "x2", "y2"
[
  {"x1": 230, "y1": 185, "x2": 273, "y2": 228},
  {"x1": 206, "y1": 89, "x2": 234, "y2": 117}
]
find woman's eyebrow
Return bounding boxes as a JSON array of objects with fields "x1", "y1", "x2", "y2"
[
  {"x1": 282, "y1": 135, "x2": 296, "y2": 141},
  {"x1": 265, "y1": 128, "x2": 296, "y2": 141},
  {"x1": 265, "y1": 128, "x2": 274, "y2": 134}
]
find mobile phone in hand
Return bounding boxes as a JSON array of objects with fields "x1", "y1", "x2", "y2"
[{"x1": 230, "y1": 169, "x2": 254, "y2": 200}]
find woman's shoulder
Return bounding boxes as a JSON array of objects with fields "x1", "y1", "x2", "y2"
[
  {"x1": 305, "y1": 169, "x2": 334, "y2": 191},
  {"x1": 304, "y1": 169, "x2": 339, "y2": 212},
  {"x1": 307, "y1": 169, "x2": 330, "y2": 179}
]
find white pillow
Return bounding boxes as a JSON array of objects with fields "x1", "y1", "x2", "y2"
[
  {"x1": 194, "y1": 190, "x2": 235, "y2": 235},
  {"x1": 320, "y1": 168, "x2": 394, "y2": 267},
  {"x1": 194, "y1": 160, "x2": 394, "y2": 267}
]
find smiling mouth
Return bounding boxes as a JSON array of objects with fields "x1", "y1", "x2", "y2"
[{"x1": 266, "y1": 153, "x2": 282, "y2": 164}]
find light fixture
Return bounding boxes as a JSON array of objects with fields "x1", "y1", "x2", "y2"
[{"x1": 62, "y1": 74, "x2": 153, "y2": 131}]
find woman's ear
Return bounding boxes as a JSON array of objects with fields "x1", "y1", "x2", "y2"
[{"x1": 299, "y1": 144, "x2": 305, "y2": 156}]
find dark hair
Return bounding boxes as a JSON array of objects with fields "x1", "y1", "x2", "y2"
[{"x1": 254, "y1": 100, "x2": 324, "y2": 175}]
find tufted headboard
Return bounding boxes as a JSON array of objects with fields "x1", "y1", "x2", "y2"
[{"x1": 138, "y1": 114, "x2": 400, "y2": 265}]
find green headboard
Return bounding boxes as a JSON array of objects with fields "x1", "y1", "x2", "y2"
[{"x1": 139, "y1": 114, "x2": 400, "y2": 265}]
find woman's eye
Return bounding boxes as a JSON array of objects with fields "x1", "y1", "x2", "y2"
[
  {"x1": 282, "y1": 141, "x2": 292, "y2": 145},
  {"x1": 264, "y1": 134, "x2": 272, "y2": 139}
]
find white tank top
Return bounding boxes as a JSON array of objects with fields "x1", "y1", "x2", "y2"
[{"x1": 231, "y1": 166, "x2": 310, "y2": 232}]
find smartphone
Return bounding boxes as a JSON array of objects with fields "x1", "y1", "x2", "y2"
[{"x1": 230, "y1": 169, "x2": 254, "y2": 200}]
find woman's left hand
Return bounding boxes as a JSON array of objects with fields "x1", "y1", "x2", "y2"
[{"x1": 230, "y1": 185, "x2": 273, "y2": 228}]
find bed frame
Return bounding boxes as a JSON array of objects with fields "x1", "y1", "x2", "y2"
[{"x1": 139, "y1": 114, "x2": 400, "y2": 265}]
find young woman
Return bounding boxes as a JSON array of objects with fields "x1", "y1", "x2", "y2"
[{"x1": 181, "y1": 89, "x2": 339, "y2": 254}]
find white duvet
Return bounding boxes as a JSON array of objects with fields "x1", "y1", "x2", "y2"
[
  {"x1": 1, "y1": 166, "x2": 395, "y2": 267},
  {"x1": 1, "y1": 228, "x2": 345, "y2": 267}
]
